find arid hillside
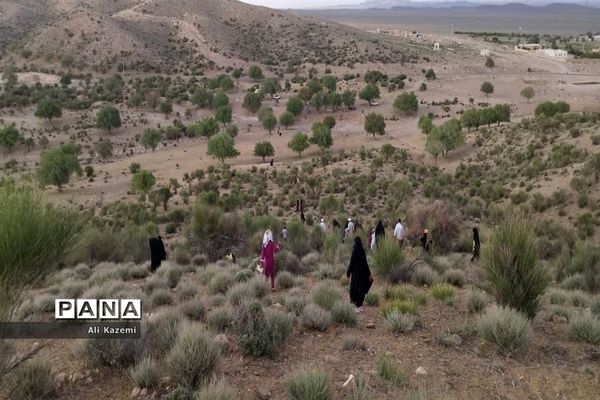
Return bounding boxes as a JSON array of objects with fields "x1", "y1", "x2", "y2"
[{"x1": 0, "y1": 0, "x2": 424, "y2": 73}]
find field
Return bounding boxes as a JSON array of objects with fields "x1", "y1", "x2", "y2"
[{"x1": 1, "y1": 0, "x2": 600, "y2": 399}]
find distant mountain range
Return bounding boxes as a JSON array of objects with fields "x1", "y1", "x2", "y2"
[{"x1": 327, "y1": 1, "x2": 599, "y2": 9}]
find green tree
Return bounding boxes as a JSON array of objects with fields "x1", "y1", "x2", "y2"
[
  {"x1": 2, "y1": 66, "x2": 17, "y2": 89},
  {"x1": 189, "y1": 117, "x2": 219, "y2": 137},
  {"x1": 286, "y1": 96, "x2": 304, "y2": 116},
  {"x1": 323, "y1": 116, "x2": 336, "y2": 129},
  {"x1": 358, "y1": 83, "x2": 380, "y2": 105},
  {"x1": 260, "y1": 78, "x2": 280, "y2": 98},
  {"x1": 232, "y1": 68, "x2": 243, "y2": 85},
  {"x1": 311, "y1": 122, "x2": 333, "y2": 151},
  {"x1": 0, "y1": 125, "x2": 21, "y2": 152},
  {"x1": 96, "y1": 106, "x2": 121, "y2": 134},
  {"x1": 418, "y1": 115, "x2": 433, "y2": 135},
  {"x1": 248, "y1": 65, "x2": 264, "y2": 81},
  {"x1": 364, "y1": 113, "x2": 386, "y2": 137},
  {"x1": 321, "y1": 75, "x2": 337, "y2": 92},
  {"x1": 141, "y1": 129, "x2": 162, "y2": 151},
  {"x1": 145, "y1": 90, "x2": 161, "y2": 111},
  {"x1": 326, "y1": 92, "x2": 342, "y2": 111},
  {"x1": 393, "y1": 92, "x2": 419, "y2": 115},
  {"x1": 215, "y1": 105, "x2": 233, "y2": 126},
  {"x1": 159, "y1": 101, "x2": 173, "y2": 118},
  {"x1": 419, "y1": 82, "x2": 427, "y2": 91},
  {"x1": 288, "y1": 132, "x2": 310, "y2": 157},
  {"x1": 425, "y1": 69, "x2": 436, "y2": 80},
  {"x1": 192, "y1": 88, "x2": 213, "y2": 108},
  {"x1": 254, "y1": 141, "x2": 275, "y2": 161},
  {"x1": 261, "y1": 112, "x2": 277, "y2": 135},
  {"x1": 128, "y1": 91, "x2": 144, "y2": 108},
  {"x1": 485, "y1": 57, "x2": 495, "y2": 68},
  {"x1": 279, "y1": 111, "x2": 295, "y2": 129},
  {"x1": 520, "y1": 87, "x2": 535, "y2": 103},
  {"x1": 425, "y1": 135, "x2": 444, "y2": 164},
  {"x1": 150, "y1": 186, "x2": 173, "y2": 211},
  {"x1": 460, "y1": 109, "x2": 481, "y2": 131},
  {"x1": 207, "y1": 132, "x2": 240, "y2": 163},
  {"x1": 213, "y1": 90, "x2": 229, "y2": 108},
  {"x1": 131, "y1": 170, "x2": 156, "y2": 197},
  {"x1": 37, "y1": 145, "x2": 81, "y2": 192},
  {"x1": 310, "y1": 92, "x2": 325, "y2": 111},
  {"x1": 430, "y1": 118, "x2": 464, "y2": 157},
  {"x1": 480, "y1": 81, "x2": 494, "y2": 96},
  {"x1": 35, "y1": 98, "x2": 62, "y2": 121},
  {"x1": 94, "y1": 139, "x2": 113, "y2": 160},
  {"x1": 243, "y1": 92, "x2": 262, "y2": 113},
  {"x1": 342, "y1": 90, "x2": 356, "y2": 109},
  {"x1": 584, "y1": 153, "x2": 600, "y2": 183}
]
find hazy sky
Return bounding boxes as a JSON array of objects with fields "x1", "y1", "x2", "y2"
[{"x1": 240, "y1": 0, "x2": 363, "y2": 9}]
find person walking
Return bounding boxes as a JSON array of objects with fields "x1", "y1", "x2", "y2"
[
  {"x1": 420, "y1": 229, "x2": 430, "y2": 253},
  {"x1": 260, "y1": 229, "x2": 280, "y2": 291},
  {"x1": 149, "y1": 235, "x2": 167, "y2": 273},
  {"x1": 375, "y1": 220, "x2": 385, "y2": 244},
  {"x1": 393, "y1": 218, "x2": 405, "y2": 247},
  {"x1": 281, "y1": 225, "x2": 288, "y2": 241},
  {"x1": 319, "y1": 218, "x2": 327, "y2": 233},
  {"x1": 346, "y1": 237, "x2": 373, "y2": 313},
  {"x1": 470, "y1": 227, "x2": 480, "y2": 262}
]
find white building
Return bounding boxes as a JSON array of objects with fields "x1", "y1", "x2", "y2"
[
  {"x1": 480, "y1": 49, "x2": 490, "y2": 56},
  {"x1": 433, "y1": 42, "x2": 440, "y2": 50},
  {"x1": 537, "y1": 49, "x2": 568, "y2": 58}
]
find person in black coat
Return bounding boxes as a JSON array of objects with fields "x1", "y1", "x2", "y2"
[
  {"x1": 470, "y1": 227, "x2": 480, "y2": 262},
  {"x1": 149, "y1": 235, "x2": 167, "y2": 272},
  {"x1": 420, "y1": 229, "x2": 430, "y2": 253},
  {"x1": 374, "y1": 220, "x2": 385, "y2": 244},
  {"x1": 346, "y1": 237, "x2": 373, "y2": 312}
]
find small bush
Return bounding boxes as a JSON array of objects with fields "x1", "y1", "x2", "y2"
[
  {"x1": 349, "y1": 373, "x2": 370, "y2": 400},
  {"x1": 443, "y1": 269, "x2": 465, "y2": 287},
  {"x1": 226, "y1": 282, "x2": 254, "y2": 306},
  {"x1": 180, "y1": 298, "x2": 206, "y2": 321},
  {"x1": 545, "y1": 305, "x2": 571, "y2": 321},
  {"x1": 411, "y1": 265, "x2": 438, "y2": 286},
  {"x1": 233, "y1": 268, "x2": 254, "y2": 283},
  {"x1": 386, "y1": 311, "x2": 420, "y2": 334},
  {"x1": 129, "y1": 357, "x2": 159, "y2": 389},
  {"x1": 300, "y1": 303, "x2": 332, "y2": 331},
  {"x1": 591, "y1": 297, "x2": 600, "y2": 317},
  {"x1": 207, "y1": 307, "x2": 234, "y2": 332},
  {"x1": 382, "y1": 300, "x2": 418, "y2": 317},
  {"x1": 164, "y1": 265, "x2": 184, "y2": 288},
  {"x1": 331, "y1": 301, "x2": 358, "y2": 326},
  {"x1": 124, "y1": 264, "x2": 150, "y2": 280},
  {"x1": 177, "y1": 280, "x2": 198, "y2": 301},
  {"x1": 192, "y1": 254, "x2": 209, "y2": 267},
  {"x1": 314, "y1": 264, "x2": 345, "y2": 280},
  {"x1": 342, "y1": 335, "x2": 367, "y2": 351},
  {"x1": 476, "y1": 306, "x2": 532, "y2": 354},
  {"x1": 287, "y1": 370, "x2": 332, "y2": 400},
  {"x1": 568, "y1": 313, "x2": 600, "y2": 345},
  {"x1": 144, "y1": 275, "x2": 169, "y2": 294},
  {"x1": 365, "y1": 291, "x2": 380, "y2": 306},
  {"x1": 466, "y1": 289, "x2": 489, "y2": 314},
  {"x1": 235, "y1": 301, "x2": 293, "y2": 357},
  {"x1": 431, "y1": 283, "x2": 455, "y2": 301},
  {"x1": 372, "y1": 238, "x2": 405, "y2": 278},
  {"x1": 209, "y1": 272, "x2": 234, "y2": 294},
  {"x1": 377, "y1": 355, "x2": 408, "y2": 386},
  {"x1": 150, "y1": 288, "x2": 173, "y2": 307},
  {"x1": 482, "y1": 212, "x2": 550, "y2": 319},
  {"x1": 248, "y1": 276, "x2": 270, "y2": 298},
  {"x1": 144, "y1": 310, "x2": 181, "y2": 355},
  {"x1": 383, "y1": 285, "x2": 413, "y2": 301},
  {"x1": 560, "y1": 273, "x2": 586, "y2": 290},
  {"x1": 546, "y1": 288, "x2": 568, "y2": 305},
  {"x1": 196, "y1": 380, "x2": 237, "y2": 400},
  {"x1": 10, "y1": 359, "x2": 56, "y2": 400},
  {"x1": 277, "y1": 271, "x2": 298, "y2": 288},
  {"x1": 312, "y1": 281, "x2": 343, "y2": 311},
  {"x1": 82, "y1": 337, "x2": 140, "y2": 368},
  {"x1": 167, "y1": 322, "x2": 220, "y2": 390},
  {"x1": 284, "y1": 295, "x2": 307, "y2": 315},
  {"x1": 569, "y1": 290, "x2": 590, "y2": 307}
]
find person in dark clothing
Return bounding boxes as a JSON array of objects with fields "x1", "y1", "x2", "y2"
[
  {"x1": 270, "y1": 158, "x2": 274, "y2": 167},
  {"x1": 149, "y1": 236, "x2": 167, "y2": 272},
  {"x1": 300, "y1": 211, "x2": 306, "y2": 224},
  {"x1": 470, "y1": 227, "x2": 480, "y2": 262},
  {"x1": 375, "y1": 220, "x2": 385, "y2": 244},
  {"x1": 420, "y1": 229, "x2": 430, "y2": 253},
  {"x1": 346, "y1": 237, "x2": 373, "y2": 312},
  {"x1": 296, "y1": 200, "x2": 300, "y2": 212}
]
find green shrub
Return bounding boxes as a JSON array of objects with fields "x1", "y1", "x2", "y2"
[
  {"x1": 196, "y1": 380, "x2": 237, "y2": 400},
  {"x1": 466, "y1": 289, "x2": 489, "y2": 314},
  {"x1": 386, "y1": 311, "x2": 420, "y2": 334},
  {"x1": 372, "y1": 238, "x2": 405, "y2": 278},
  {"x1": 177, "y1": 280, "x2": 198, "y2": 301},
  {"x1": 382, "y1": 300, "x2": 418, "y2": 317},
  {"x1": 235, "y1": 301, "x2": 293, "y2": 357},
  {"x1": 226, "y1": 282, "x2": 254, "y2": 306},
  {"x1": 545, "y1": 305, "x2": 571, "y2": 321},
  {"x1": 383, "y1": 285, "x2": 413, "y2": 301},
  {"x1": 411, "y1": 265, "x2": 439, "y2": 286},
  {"x1": 569, "y1": 290, "x2": 590, "y2": 307},
  {"x1": 349, "y1": 373, "x2": 370, "y2": 400},
  {"x1": 342, "y1": 335, "x2": 367, "y2": 351},
  {"x1": 331, "y1": 301, "x2": 358, "y2": 326},
  {"x1": 481, "y1": 212, "x2": 550, "y2": 319},
  {"x1": 566, "y1": 243, "x2": 600, "y2": 292},
  {"x1": 82, "y1": 336, "x2": 140, "y2": 368},
  {"x1": 568, "y1": 313, "x2": 600, "y2": 345},
  {"x1": 10, "y1": 359, "x2": 56, "y2": 400},
  {"x1": 312, "y1": 281, "x2": 343, "y2": 310},
  {"x1": 546, "y1": 288, "x2": 568, "y2": 305},
  {"x1": 129, "y1": 357, "x2": 159, "y2": 389},
  {"x1": 233, "y1": 268, "x2": 254, "y2": 283},
  {"x1": 284, "y1": 295, "x2": 308, "y2": 316},
  {"x1": 167, "y1": 322, "x2": 220, "y2": 390},
  {"x1": 300, "y1": 303, "x2": 332, "y2": 331},
  {"x1": 163, "y1": 264, "x2": 184, "y2": 288},
  {"x1": 150, "y1": 288, "x2": 173, "y2": 307},
  {"x1": 431, "y1": 283, "x2": 455, "y2": 301},
  {"x1": 377, "y1": 355, "x2": 408, "y2": 386},
  {"x1": 591, "y1": 297, "x2": 600, "y2": 317},
  {"x1": 560, "y1": 273, "x2": 586, "y2": 290},
  {"x1": 443, "y1": 268, "x2": 465, "y2": 287},
  {"x1": 287, "y1": 370, "x2": 332, "y2": 400},
  {"x1": 365, "y1": 291, "x2": 379, "y2": 306},
  {"x1": 277, "y1": 271, "x2": 298, "y2": 288},
  {"x1": 314, "y1": 264, "x2": 346, "y2": 280},
  {"x1": 476, "y1": 306, "x2": 532, "y2": 354},
  {"x1": 144, "y1": 275, "x2": 169, "y2": 294},
  {"x1": 209, "y1": 271, "x2": 234, "y2": 294},
  {"x1": 207, "y1": 307, "x2": 234, "y2": 332},
  {"x1": 144, "y1": 310, "x2": 181, "y2": 355},
  {"x1": 180, "y1": 298, "x2": 206, "y2": 321}
]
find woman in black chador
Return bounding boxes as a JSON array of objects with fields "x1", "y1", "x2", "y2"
[
  {"x1": 374, "y1": 220, "x2": 385, "y2": 244},
  {"x1": 149, "y1": 235, "x2": 167, "y2": 272},
  {"x1": 470, "y1": 227, "x2": 480, "y2": 262},
  {"x1": 346, "y1": 237, "x2": 373, "y2": 313}
]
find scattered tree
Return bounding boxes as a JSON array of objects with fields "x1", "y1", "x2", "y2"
[
  {"x1": 0, "y1": 125, "x2": 21, "y2": 152},
  {"x1": 418, "y1": 115, "x2": 433, "y2": 135},
  {"x1": 342, "y1": 90, "x2": 356, "y2": 110},
  {"x1": 254, "y1": 141, "x2": 275, "y2": 161},
  {"x1": 141, "y1": 129, "x2": 162, "y2": 151},
  {"x1": 248, "y1": 65, "x2": 264, "y2": 81},
  {"x1": 425, "y1": 136, "x2": 444, "y2": 164},
  {"x1": 419, "y1": 83, "x2": 427, "y2": 91},
  {"x1": 480, "y1": 81, "x2": 494, "y2": 96},
  {"x1": 207, "y1": 132, "x2": 240, "y2": 163},
  {"x1": 215, "y1": 105, "x2": 233, "y2": 126},
  {"x1": 393, "y1": 92, "x2": 419, "y2": 115},
  {"x1": 364, "y1": 113, "x2": 386, "y2": 137},
  {"x1": 191, "y1": 88, "x2": 213, "y2": 109},
  {"x1": 260, "y1": 78, "x2": 280, "y2": 98},
  {"x1": 485, "y1": 57, "x2": 495, "y2": 68},
  {"x1": 520, "y1": 86, "x2": 535, "y2": 103},
  {"x1": 145, "y1": 90, "x2": 161, "y2": 111},
  {"x1": 213, "y1": 90, "x2": 229, "y2": 108},
  {"x1": 159, "y1": 101, "x2": 173, "y2": 118},
  {"x1": 279, "y1": 111, "x2": 295, "y2": 129},
  {"x1": 323, "y1": 116, "x2": 336, "y2": 129},
  {"x1": 96, "y1": 106, "x2": 121, "y2": 134},
  {"x1": 321, "y1": 75, "x2": 337, "y2": 92},
  {"x1": 261, "y1": 112, "x2": 277, "y2": 135},
  {"x1": 359, "y1": 83, "x2": 380, "y2": 105},
  {"x1": 94, "y1": 139, "x2": 113, "y2": 160},
  {"x1": 243, "y1": 92, "x2": 262, "y2": 113},
  {"x1": 286, "y1": 96, "x2": 304, "y2": 116},
  {"x1": 288, "y1": 132, "x2": 310, "y2": 157},
  {"x1": 37, "y1": 145, "x2": 81, "y2": 192},
  {"x1": 311, "y1": 122, "x2": 333, "y2": 151},
  {"x1": 131, "y1": 170, "x2": 156, "y2": 198},
  {"x1": 35, "y1": 98, "x2": 62, "y2": 121},
  {"x1": 232, "y1": 68, "x2": 243, "y2": 85},
  {"x1": 429, "y1": 119, "x2": 464, "y2": 157},
  {"x1": 425, "y1": 69, "x2": 436, "y2": 80}
]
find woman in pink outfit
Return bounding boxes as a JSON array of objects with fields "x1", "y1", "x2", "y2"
[{"x1": 260, "y1": 229, "x2": 280, "y2": 290}]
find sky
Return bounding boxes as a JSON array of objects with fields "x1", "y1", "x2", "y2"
[{"x1": 240, "y1": 0, "x2": 363, "y2": 9}]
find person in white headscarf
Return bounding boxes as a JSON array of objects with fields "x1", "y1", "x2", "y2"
[
  {"x1": 260, "y1": 229, "x2": 279, "y2": 290},
  {"x1": 319, "y1": 218, "x2": 326, "y2": 233}
]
